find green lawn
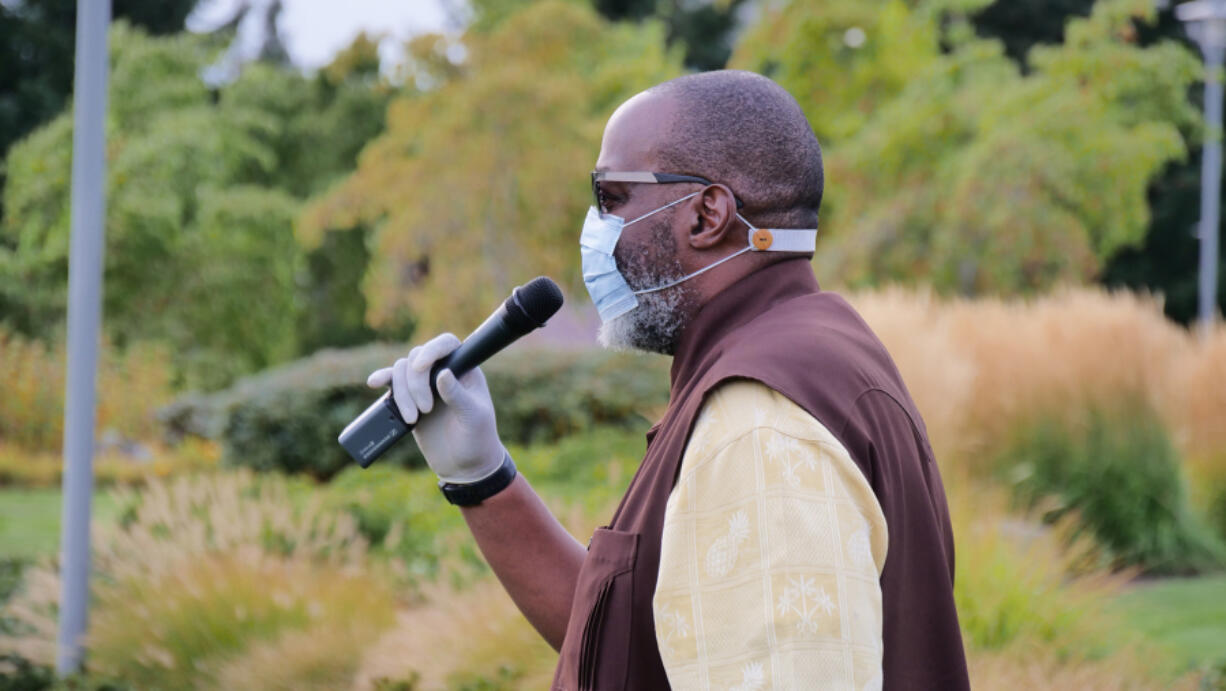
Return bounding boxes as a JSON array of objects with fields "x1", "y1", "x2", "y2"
[
  {"x1": 0, "y1": 487, "x2": 118, "y2": 560},
  {"x1": 1108, "y1": 576, "x2": 1226, "y2": 673}
]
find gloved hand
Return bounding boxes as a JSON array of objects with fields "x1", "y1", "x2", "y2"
[{"x1": 366, "y1": 333, "x2": 506, "y2": 484}]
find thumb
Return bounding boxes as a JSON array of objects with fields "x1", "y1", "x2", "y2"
[{"x1": 435, "y1": 368, "x2": 463, "y2": 406}]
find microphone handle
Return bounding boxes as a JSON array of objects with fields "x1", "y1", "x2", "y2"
[{"x1": 426, "y1": 307, "x2": 518, "y2": 400}]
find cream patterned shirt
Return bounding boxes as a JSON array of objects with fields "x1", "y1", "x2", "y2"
[{"x1": 653, "y1": 380, "x2": 889, "y2": 691}]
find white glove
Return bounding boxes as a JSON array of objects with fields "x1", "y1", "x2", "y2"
[{"x1": 366, "y1": 333, "x2": 507, "y2": 484}]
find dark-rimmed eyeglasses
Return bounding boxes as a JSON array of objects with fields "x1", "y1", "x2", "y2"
[{"x1": 591, "y1": 170, "x2": 744, "y2": 214}]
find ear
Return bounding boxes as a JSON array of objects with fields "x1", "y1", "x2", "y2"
[{"x1": 686, "y1": 184, "x2": 741, "y2": 250}]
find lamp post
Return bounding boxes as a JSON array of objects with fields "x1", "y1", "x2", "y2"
[
  {"x1": 57, "y1": 0, "x2": 110, "y2": 675},
  {"x1": 1177, "y1": 0, "x2": 1226, "y2": 336}
]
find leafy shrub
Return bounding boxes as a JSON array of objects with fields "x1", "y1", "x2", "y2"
[
  {"x1": 319, "y1": 427, "x2": 646, "y2": 583},
  {"x1": 0, "y1": 653, "x2": 53, "y2": 691},
  {"x1": 950, "y1": 483, "x2": 1126, "y2": 656},
  {"x1": 320, "y1": 465, "x2": 473, "y2": 583},
  {"x1": 997, "y1": 400, "x2": 1225, "y2": 575},
  {"x1": 160, "y1": 344, "x2": 668, "y2": 480}
]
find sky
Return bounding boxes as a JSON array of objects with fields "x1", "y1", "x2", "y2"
[{"x1": 187, "y1": 0, "x2": 456, "y2": 71}]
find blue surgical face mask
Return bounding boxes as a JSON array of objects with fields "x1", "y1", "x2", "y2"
[{"x1": 580, "y1": 193, "x2": 819, "y2": 323}]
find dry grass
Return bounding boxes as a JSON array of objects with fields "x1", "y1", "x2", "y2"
[
  {"x1": 967, "y1": 645, "x2": 1198, "y2": 691},
  {"x1": 1165, "y1": 327, "x2": 1226, "y2": 523},
  {"x1": 353, "y1": 579, "x2": 557, "y2": 691},
  {"x1": 92, "y1": 554, "x2": 396, "y2": 690},
  {"x1": 0, "y1": 437, "x2": 220, "y2": 488},
  {"x1": 0, "y1": 471, "x2": 392, "y2": 688},
  {"x1": 350, "y1": 505, "x2": 602, "y2": 690},
  {"x1": 0, "y1": 325, "x2": 174, "y2": 452}
]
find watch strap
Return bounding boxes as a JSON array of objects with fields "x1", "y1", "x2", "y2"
[{"x1": 438, "y1": 451, "x2": 517, "y2": 506}]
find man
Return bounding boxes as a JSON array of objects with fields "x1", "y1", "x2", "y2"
[{"x1": 367, "y1": 70, "x2": 969, "y2": 690}]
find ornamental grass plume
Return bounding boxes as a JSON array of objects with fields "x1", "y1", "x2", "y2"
[
  {"x1": 848, "y1": 287, "x2": 1223, "y2": 475},
  {"x1": 943, "y1": 288, "x2": 1185, "y2": 467},
  {"x1": 0, "y1": 471, "x2": 393, "y2": 689}
]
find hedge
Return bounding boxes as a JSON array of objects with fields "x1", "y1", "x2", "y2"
[{"x1": 159, "y1": 344, "x2": 669, "y2": 480}]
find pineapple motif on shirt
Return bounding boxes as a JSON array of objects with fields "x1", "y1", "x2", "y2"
[{"x1": 705, "y1": 509, "x2": 751, "y2": 578}]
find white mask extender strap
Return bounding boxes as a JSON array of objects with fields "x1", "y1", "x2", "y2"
[
  {"x1": 738, "y1": 214, "x2": 817, "y2": 253},
  {"x1": 631, "y1": 217, "x2": 818, "y2": 296}
]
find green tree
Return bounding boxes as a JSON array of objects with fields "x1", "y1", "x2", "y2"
[
  {"x1": 732, "y1": 0, "x2": 1200, "y2": 295},
  {"x1": 591, "y1": 0, "x2": 748, "y2": 71},
  {"x1": 0, "y1": 23, "x2": 392, "y2": 389},
  {"x1": 300, "y1": 1, "x2": 683, "y2": 335},
  {"x1": 967, "y1": 0, "x2": 1224, "y2": 322},
  {"x1": 0, "y1": 0, "x2": 199, "y2": 167}
]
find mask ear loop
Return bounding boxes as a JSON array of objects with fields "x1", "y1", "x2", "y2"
[
  {"x1": 632, "y1": 245, "x2": 752, "y2": 295},
  {"x1": 622, "y1": 191, "x2": 702, "y2": 227},
  {"x1": 632, "y1": 209, "x2": 764, "y2": 296}
]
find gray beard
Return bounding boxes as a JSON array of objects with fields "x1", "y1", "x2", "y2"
[{"x1": 597, "y1": 277, "x2": 694, "y2": 356}]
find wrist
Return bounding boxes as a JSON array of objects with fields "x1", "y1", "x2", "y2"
[
  {"x1": 436, "y1": 443, "x2": 508, "y2": 485},
  {"x1": 438, "y1": 450, "x2": 517, "y2": 507}
]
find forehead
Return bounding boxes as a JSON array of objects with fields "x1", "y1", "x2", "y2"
[{"x1": 595, "y1": 91, "x2": 676, "y2": 173}]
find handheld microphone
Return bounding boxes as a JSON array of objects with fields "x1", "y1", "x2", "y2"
[{"x1": 338, "y1": 277, "x2": 564, "y2": 468}]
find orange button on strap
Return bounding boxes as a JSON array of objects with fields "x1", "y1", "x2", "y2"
[{"x1": 751, "y1": 229, "x2": 774, "y2": 250}]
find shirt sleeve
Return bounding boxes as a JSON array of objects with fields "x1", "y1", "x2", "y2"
[{"x1": 653, "y1": 380, "x2": 888, "y2": 691}]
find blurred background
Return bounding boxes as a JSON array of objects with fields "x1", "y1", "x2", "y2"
[{"x1": 2, "y1": 0, "x2": 1226, "y2": 688}]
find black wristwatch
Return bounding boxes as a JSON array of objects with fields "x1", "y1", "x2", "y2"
[{"x1": 438, "y1": 451, "x2": 518, "y2": 506}]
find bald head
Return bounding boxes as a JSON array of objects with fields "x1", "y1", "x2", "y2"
[{"x1": 648, "y1": 70, "x2": 824, "y2": 229}]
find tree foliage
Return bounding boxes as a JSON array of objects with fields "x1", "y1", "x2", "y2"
[
  {"x1": 591, "y1": 0, "x2": 748, "y2": 71},
  {"x1": 0, "y1": 22, "x2": 392, "y2": 389},
  {"x1": 300, "y1": 1, "x2": 683, "y2": 335},
  {"x1": 732, "y1": 0, "x2": 1200, "y2": 295},
  {"x1": 0, "y1": 0, "x2": 198, "y2": 164}
]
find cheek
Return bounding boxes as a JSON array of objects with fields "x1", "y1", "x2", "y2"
[{"x1": 615, "y1": 218, "x2": 677, "y2": 281}]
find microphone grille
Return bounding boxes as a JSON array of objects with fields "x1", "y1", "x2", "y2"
[{"x1": 516, "y1": 277, "x2": 564, "y2": 326}]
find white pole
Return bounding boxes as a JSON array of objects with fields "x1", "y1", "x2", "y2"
[
  {"x1": 56, "y1": 0, "x2": 110, "y2": 676},
  {"x1": 1179, "y1": 1, "x2": 1226, "y2": 337},
  {"x1": 1199, "y1": 39, "x2": 1224, "y2": 336}
]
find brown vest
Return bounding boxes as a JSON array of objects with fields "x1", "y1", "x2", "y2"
[{"x1": 551, "y1": 259, "x2": 969, "y2": 690}]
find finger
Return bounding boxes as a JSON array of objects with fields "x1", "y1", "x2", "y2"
[
  {"x1": 405, "y1": 352, "x2": 436, "y2": 415},
  {"x1": 367, "y1": 367, "x2": 392, "y2": 388},
  {"x1": 391, "y1": 357, "x2": 418, "y2": 424},
  {"x1": 411, "y1": 332, "x2": 462, "y2": 372},
  {"x1": 434, "y1": 368, "x2": 461, "y2": 406}
]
